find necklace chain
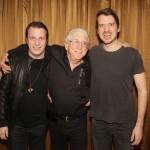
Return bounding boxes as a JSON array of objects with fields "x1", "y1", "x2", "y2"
[{"x1": 28, "y1": 59, "x2": 45, "y2": 93}]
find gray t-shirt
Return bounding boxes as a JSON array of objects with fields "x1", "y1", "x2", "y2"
[{"x1": 89, "y1": 45, "x2": 144, "y2": 123}]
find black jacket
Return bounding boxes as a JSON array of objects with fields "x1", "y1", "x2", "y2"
[
  {"x1": 0, "y1": 44, "x2": 91, "y2": 121},
  {"x1": 0, "y1": 51, "x2": 49, "y2": 127}
]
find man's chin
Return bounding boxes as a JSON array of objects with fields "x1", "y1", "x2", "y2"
[
  {"x1": 29, "y1": 51, "x2": 45, "y2": 59},
  {"x1": 102, "y1": 40, "x2": 112, "y2": 44}
]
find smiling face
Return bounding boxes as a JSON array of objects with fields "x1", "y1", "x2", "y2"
[
  {"x1": 26, "y1": 27, "x2": 47, "y2": 59},
  {"x1": 97, "y1": 15, "x2": 120, "y2": 45},
  {"x1": 65, "y1": 32, "x2": 89, "y2": 63}
]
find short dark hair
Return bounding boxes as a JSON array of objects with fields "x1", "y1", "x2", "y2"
[
  {"x1": 96, "y1": 8, "x2": 120, "y2": 30},
  {"x1": 25, "y1": 21, "x2": 49, "y2": 40}
]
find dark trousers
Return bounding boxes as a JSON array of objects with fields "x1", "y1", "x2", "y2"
[
  {"x1": 8, "y1": 124, "x2": 47, "y2": 150},
  {"x1": 48, "y1": 115, "x2": 87, "y2": 150},
  {"x1": 92, "y1": 118, "x2": 135, "y2": 150}
]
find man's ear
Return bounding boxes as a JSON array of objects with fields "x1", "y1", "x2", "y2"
[
  {"x1": 96, "y1": 29, "x2": 99, "y2": 35},
  {"x1": 118, "y1": 24, "x2": 121, "y2": 32},
  {"x1": 25, "y1": 38, "x2": 28, "y2": 44},
  {"x1": 64, "y1": 42, "x2": 69, "y2": 51}
]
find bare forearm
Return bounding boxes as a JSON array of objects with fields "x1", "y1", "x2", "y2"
[{"x1": 136, "y1": 90, "x2": 147, "y2": 127}]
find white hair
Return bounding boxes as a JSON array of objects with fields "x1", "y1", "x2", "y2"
[{"x1": 65, "y1": 28, "x2": 90, "y2": 44}]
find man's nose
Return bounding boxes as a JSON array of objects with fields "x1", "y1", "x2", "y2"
[
  {"x1": 77, "y1": 42, "x2": 82, "y2": 49},
  {"x1": 34, "y1": 39, "x2": 40, "y2": 45},
  {"x1": 104, "y1": 25, "x2": 109, "y2": 31}
]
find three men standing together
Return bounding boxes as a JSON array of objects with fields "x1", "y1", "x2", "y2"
[{"x1": 0, "y1": 8, "x2": 147, "y2": 150}]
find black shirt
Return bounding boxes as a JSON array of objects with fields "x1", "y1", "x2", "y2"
[
  {"x1": 48, "y1": 45, "x2": 91, "y2": 117},
  {"x1": 89, "y1": 45, "x2": 144, "y2": 123},
  {"x1": 9, "y1": 44, "x2": 91, "y2": 118},
  {"x1": 16, "y1": 59, "x2": 49, "y2": 127}
]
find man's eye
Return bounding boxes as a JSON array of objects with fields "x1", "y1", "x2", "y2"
[
  {"x1": 98, "y1": 24, "x2": 104, "y2": 28},
  {"x1": 30, "y1": 37, "x2": 35, "y2": 40},
  {"x1": 109, "y1": 23, "x2": 113, "y2": 26},
  {"x1": 74, "y1": 40, "x2": 80, "y2": 44},
  {"x1": 39, "y1": 37, "x2": 46, "y2": 40}
]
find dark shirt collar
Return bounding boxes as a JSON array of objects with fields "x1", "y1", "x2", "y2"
[{"x1": 63, "y1": 52, "x2": 89, "y2": 68}]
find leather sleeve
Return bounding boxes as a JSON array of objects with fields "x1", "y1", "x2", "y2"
[{"x1": 0, "y1": 72, "x2": 12, "y2": 127}]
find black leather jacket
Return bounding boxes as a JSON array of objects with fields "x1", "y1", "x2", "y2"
[{"x1": 0, "y1": 51, "x2": 49, "y2": 127}]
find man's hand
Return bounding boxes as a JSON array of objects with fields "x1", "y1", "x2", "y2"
[
  {"x1": 0, "y1": 53, "x2": 11, "y2": 74},
  {"x1": 0, "y1": 126, "x2": 8, "y2": 140},
  {"x1": 85, "y1": 100, "x2": 90, "y2": 107},
  {"x1": 122, "y1": 42, "x2": 130, "y2": 47},
  {"x1": 48, "y1": 91, "x2": 52, "y2": 103},
  {"x1": 130, "y1": 124, "x2": 143, "y2": 145}
]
